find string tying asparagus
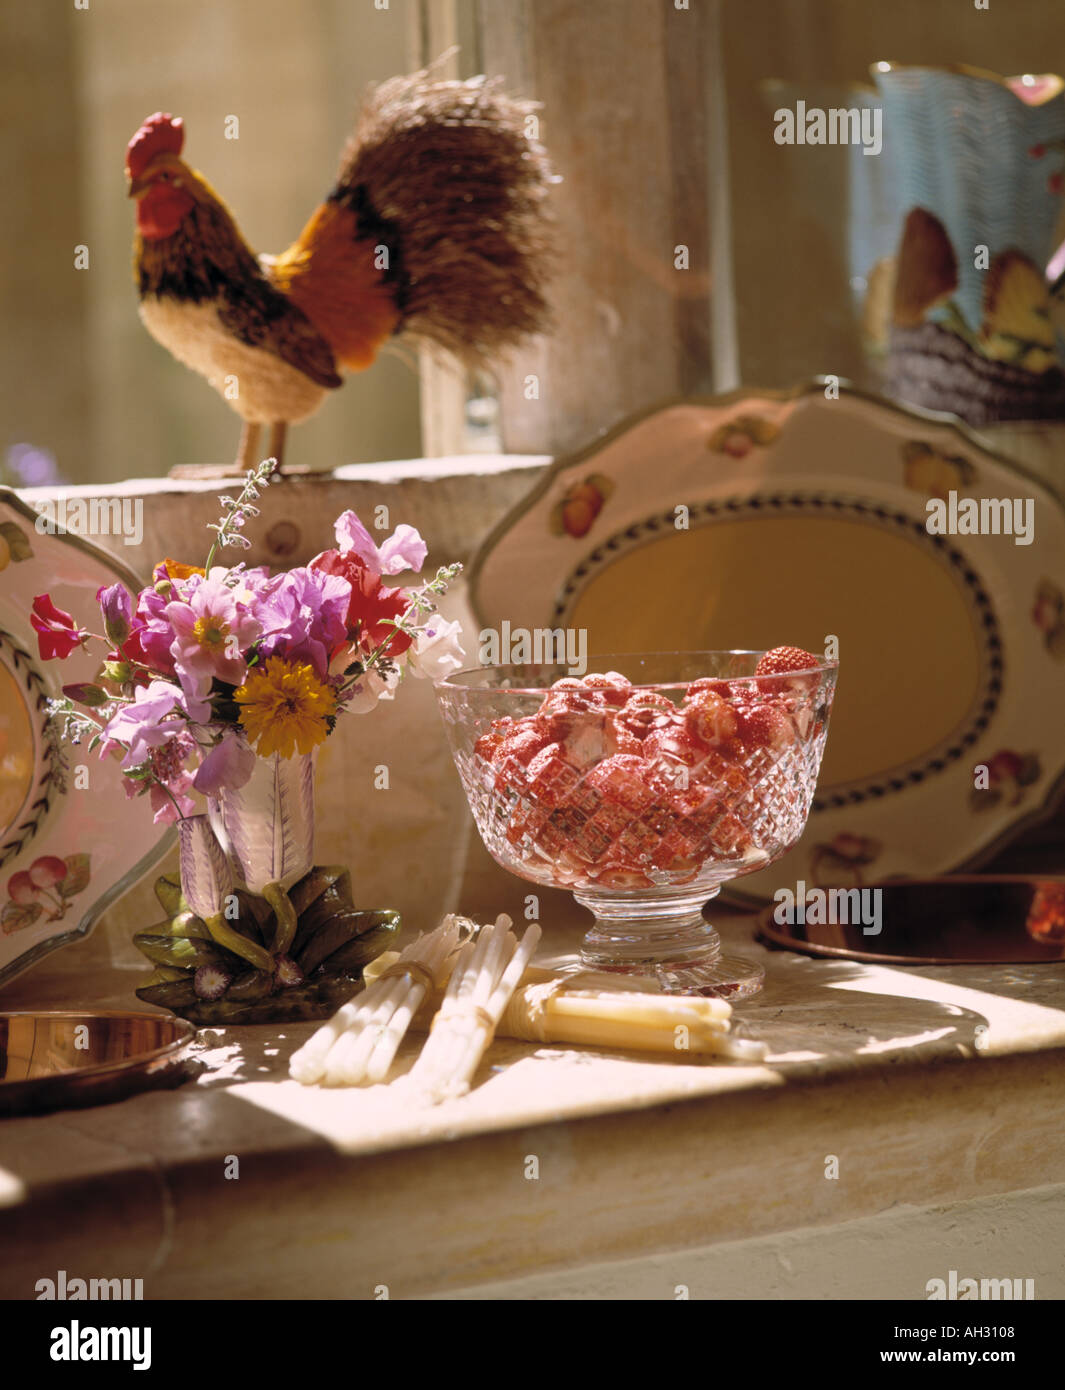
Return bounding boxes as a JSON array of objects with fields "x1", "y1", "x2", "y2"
[
  {"x1": 398, "y1": 915, "x2": 541, "y2": 1104},
  {"x1": 288, "y1": 914, "x2": 469, "y2": 1085}
]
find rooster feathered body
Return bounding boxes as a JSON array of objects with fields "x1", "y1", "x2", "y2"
[{"x1": 127, "y1": 67, "x2": 553, "y2": 463}]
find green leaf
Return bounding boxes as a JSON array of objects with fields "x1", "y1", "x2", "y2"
[
  {"x1": 0, "y1": 521, "x2": 33, "y2": 562},
  {"x1": 160, "y1": 974, "x2": 362, "y2": 1026},
  {"x1": 1, "y1": 900, "x2": 43, "y2": 933},
  {"x1": 58, "y1": 852, "x2": 91, "y2": 898},
  {"x1": 61, "y1": 682, "x2": 109, "y2": 708},
  {"x1": 132, "y1": 933, "x2": 228, "y2": 968},
  {"x1": 298, "y1": 912, "x2": 399, "y2": 976},
  {"x1": 135, "y1": 980, "x2": 199, "y2": 1009},
  {"x1": 320, "y1": 923, "x2": 400, "y2": 976},
  {"x1": 226, "y1": 970, "x2": 275, "y2": 1001},
  {"x1": 141, "y1": 966, "x2": 189, "y2": 985},
  {"x1": 144, "y1": 909, "x2": 212, "y2": 941},
  {"x1": 153, "y1": 873, "x2": 187, "y2": 917}
]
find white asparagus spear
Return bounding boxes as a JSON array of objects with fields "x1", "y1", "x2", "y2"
[
  {"x1": 323, "y1": 975, "x2": 410, "y2": 1085},
  {"x1": 289, "y1": 993, "x2": 367, "y2": 1084},
  {"x1": 407, "y1": 919, "x2": 542, "y2": 1103},
  {"x1": 289, "y1": 917, "x2": 466, "y2": 1085}
]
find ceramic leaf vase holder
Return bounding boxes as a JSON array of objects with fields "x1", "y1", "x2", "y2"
[
  {"x1": 134, "y1": 752, "x2": 399, "y2": 1024},
  {"x1": 874, "y1": 64, "x2": 1065, "y2": 425}
]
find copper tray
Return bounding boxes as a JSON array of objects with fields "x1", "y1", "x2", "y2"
[
  {"x1": 755, "y1": 875, "x2": 1065, "y2": 966},
  {"x1": 0, "y1": 1010, "x2": 195, "y2": 1117}
]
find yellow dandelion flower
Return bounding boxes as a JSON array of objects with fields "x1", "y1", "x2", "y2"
[{"x1": 235, "y1": 657, "x2": 336, "y2": 759}]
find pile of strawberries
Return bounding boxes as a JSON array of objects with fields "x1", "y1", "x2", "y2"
[{"x1": 471, "y1": 647, "x2": 826, "y2": 891}]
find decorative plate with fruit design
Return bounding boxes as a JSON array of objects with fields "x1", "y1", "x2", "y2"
[
  {"x1": 468, "y1": 382, "x2": 1065, "y2": 902},
  {"x1": 0, "y1": 490, "x2": 173, "y2": 986}
]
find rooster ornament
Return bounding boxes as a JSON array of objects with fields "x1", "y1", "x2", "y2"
[{"x1": 127, "y1": 65, "x2": 553, "y2": 471}]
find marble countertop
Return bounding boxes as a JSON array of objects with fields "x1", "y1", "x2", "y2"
[{"x1": 3, "y1": 899, "x2": 1065, "y2": 1298}]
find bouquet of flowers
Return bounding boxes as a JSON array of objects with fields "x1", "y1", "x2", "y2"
[
  {"x1": 35, "y1": 461, "x2": 464, "y2": 818},
  {"x1": 31, "y1": 461, "x2": 465, "y2": 1021}
]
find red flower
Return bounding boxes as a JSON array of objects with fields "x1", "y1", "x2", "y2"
[
  {"x1": 310, "y1": 550, "x2": 412, "y2": 657},
  {"x1": 30, "y1": 594, "x2": 87, "y2": 661}
]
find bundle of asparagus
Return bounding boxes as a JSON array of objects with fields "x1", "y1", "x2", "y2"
[
  {"x1": 373, "y1": 959, "x2": 768, "y2": 1061},
  {"x1": 289, "y1": 913, "x2": 769, "y2": 1097},
  {"x1": 397, "y1": 915, "x2": 541, "y2": 1103},
  {"x1": 288, "y1": 914, "x2": 470, "y2": 1085}
]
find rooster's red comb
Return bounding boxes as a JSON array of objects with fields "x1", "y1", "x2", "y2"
[{"x1": 126, "y1": 113, "x2": 184, "y2": 178}]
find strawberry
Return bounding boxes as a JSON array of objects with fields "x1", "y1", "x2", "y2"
[
  {"x1": 754, "y1": 645, "x2": 820, "y2": 693},
  {"x1": 740, "y1": 704, "x2": 794, "y2": 753},
  {"x1": 473, "y1": 716, "x2": 515, "y2": 763},
  {"x1": 524, "y1": 743, "x2": 582, "y2": 809},
  {"x1": 691, "y1": 747, "x2": 751, "y2": 802},
  {"x1": 505, "y1": 803, "x2": 549, "y2": 847},
  {"x1": 643, "y1": 725, "x2": 711, "y2": 791},
  {"x1": 707, "y1": 813, "x2": 754, "y2": 859},
  {"x1": 582, "y1": 671, "x2": 631, "y2": 707},
  {"x1": 493, "y1": 726, "x2": 552, "y2": 793},
  {"x1": 686, "y1": 677, "x2": 758, "y2": 704},
  {"x1": 651, "y1": 832, "x2": 704, "y2": 873},
  {"x1": 684, "y1": 690, "x2": 741, "y2": 747},
  {"x1": 537, "y1": 686, "x2": 602, "y2": 718},
  {"x1": 586, "y1": 754, "x2": 654, "y2": 810},
  {"x1": 604, "y1": 711, "x2": 645, "y2": 758},
  {"x1": 615, "y1": 690, "x2": 675, "y2": 739},
  {"x1": 497, "y1": 725, "x2": 550, "y2": 768},
  {"x1": 755, "y1": 646, "x2": 819, "y2": 676}
]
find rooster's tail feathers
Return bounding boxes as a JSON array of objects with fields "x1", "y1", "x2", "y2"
[{"x1": 332, "y1": 65, "x2": 555, "y2": 366}]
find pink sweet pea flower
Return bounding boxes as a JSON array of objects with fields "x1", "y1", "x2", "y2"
[
  {"x1": 166, "y1": 568, "x2": 261, "y2": 687},
  {"x1": 333, "y1": 510, "x2": 427, "y2": 577},
  {"x1": 123, "y1": 583, "x2": 178, "y2": 677},
  {"x1": 30, "y1": 594, "x2": 88, "y2": 661}
]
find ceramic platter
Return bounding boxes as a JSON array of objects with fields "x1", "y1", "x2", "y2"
[
  {"x1": 469, "y1": 383, "x2": 1065, "y2": 905},
  {"x1": 0, "y1": 490, "x2": 173, "y2": 985}
]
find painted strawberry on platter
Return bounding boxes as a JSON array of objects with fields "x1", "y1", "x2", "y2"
[{"x1": 549, "y1": 474, "x2": 615, "y2": 539}]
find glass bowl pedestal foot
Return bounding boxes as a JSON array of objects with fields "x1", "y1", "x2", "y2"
[{"x1": 573, "y1": 886, "x2": 765, "y2": 999}]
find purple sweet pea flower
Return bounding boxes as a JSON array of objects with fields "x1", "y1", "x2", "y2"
[
  {"x1": 103, "y1": 680, "x2": 190, "y2": 768},
  {"x1": 255, "y1": 567, "x2": 350, "y2": 677},
  {"x1": 96, "y1": 583, "x2": 132, "y2": 648},
  {"x1": 333, "y1": 510, "x2": 427, "y2": 577},
  {"x1": 149, "y1": 778, "x2": 197, "y2": 825},
  {"x1": 193, "y1": 731, "x2": 256, "y2": 796},
  {"x1": 174, "y1": 663, "x2": 213, "y2": 724}
]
